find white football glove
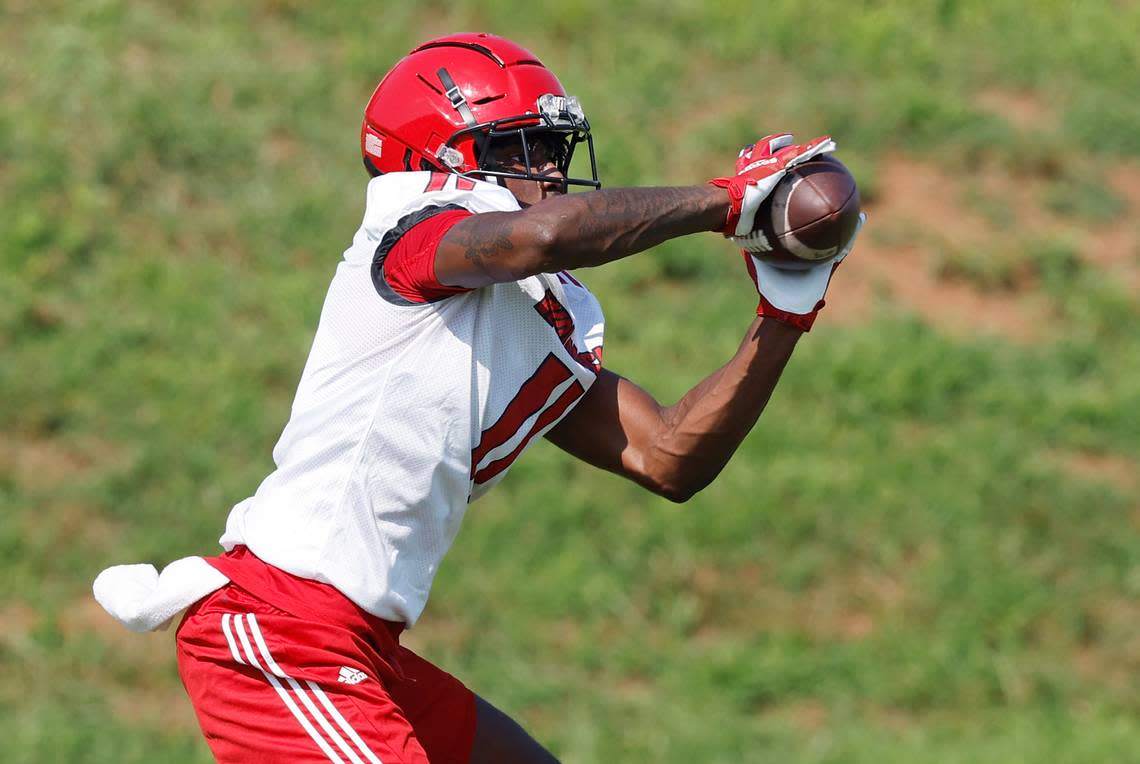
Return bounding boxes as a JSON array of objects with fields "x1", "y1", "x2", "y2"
[{"x1": 743, "y1": 212, "x2": 866, "y2": 331}]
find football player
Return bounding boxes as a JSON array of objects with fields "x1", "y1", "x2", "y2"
[{"x1": 95, "y1": 32, "x2": 861, "y2": 763}]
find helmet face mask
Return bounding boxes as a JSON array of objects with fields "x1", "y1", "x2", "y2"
[
  {"x1": 361, "y1": 33, "x2": 601, "y2": 192},
  {"x1": 454, "y1": 105, "x2": 600, "y2": 192}
]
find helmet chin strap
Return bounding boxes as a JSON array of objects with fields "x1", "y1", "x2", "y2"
[
  {"x1": 436, "y1": 67, "x2": 492, "y2": 174},
  {"x1": 436, "y1": 68, "x2": 478, "y2": 128}
]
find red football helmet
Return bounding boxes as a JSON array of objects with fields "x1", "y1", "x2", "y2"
[{"x1": 361, "y1": 33, "x2": 600, "y2": 190}]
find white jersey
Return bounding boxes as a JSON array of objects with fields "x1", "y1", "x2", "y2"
[{"x1": 219, "y1": 172, "x2": 605, "y2": 626}]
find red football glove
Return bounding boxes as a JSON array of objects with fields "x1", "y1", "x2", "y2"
[{"x1": 708, "y1": 133, "x2": 836, "y2": 237}]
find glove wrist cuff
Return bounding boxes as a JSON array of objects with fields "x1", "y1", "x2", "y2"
[
  {"x1": 756, "y1": 295, "x2": 824, "y2": 332},
  {"x1": 707, "y1": 178, "x2": 743, "y2": 236}
]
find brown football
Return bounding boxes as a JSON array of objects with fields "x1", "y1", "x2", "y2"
[{"x1": 748, "y1": 156, "x2": 861, "y2": 269}]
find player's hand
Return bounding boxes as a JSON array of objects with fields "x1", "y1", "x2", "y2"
[
  {"x1": 708, "y1": 134, "x2": 836, "y2": 237},
  {"x1": 744, "y1": 212, "x2": 865, "y2": 331}
]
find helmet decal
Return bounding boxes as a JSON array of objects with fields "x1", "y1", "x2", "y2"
[{"x1": 364, "y1": 133, "x2": 383, "y2": 159}]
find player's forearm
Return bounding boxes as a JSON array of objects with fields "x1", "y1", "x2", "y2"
[
  {"x1": 441, "y1": 186, "x2": 729, "y2": 285},
  {"x1": 528, "y1": 185, "x2": 730, "y2": 270},
  {"x1": 643, "y1": 318, "x2": 801, "y2": 501}
]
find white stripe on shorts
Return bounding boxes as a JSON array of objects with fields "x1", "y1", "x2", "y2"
[
  {"x1": 305, "y1": 679, "x2": 384, "y2": 764},
  {"x1": 226, "y1": 613, "x2": 349, "y2": 763},
  {"x1": 220, "y1": 614, "x2": 245, "y2": 665},
  {"x1": 246, "y1": 613, "x2": 381, "y2": 764}
]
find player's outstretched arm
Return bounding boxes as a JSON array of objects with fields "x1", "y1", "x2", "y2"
[
  {"x1": 545, "y1": 317, "x2": 801, "y2": 503},
  {"x1": 435, "y1": 185, "x2": 730, "y2": 288},
  {"x1": 435, "y1": 133, "x2": 835, "y2": 288}
]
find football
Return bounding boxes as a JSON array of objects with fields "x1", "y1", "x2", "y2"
[{"x1": 742, "y1": 156, "x2": 862, "y2": 269}]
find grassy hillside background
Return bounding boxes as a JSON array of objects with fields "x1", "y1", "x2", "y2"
[{"x1": 3, "y1": 1, "x2": 1138, "y2": 761}]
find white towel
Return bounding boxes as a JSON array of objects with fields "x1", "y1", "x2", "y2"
[{"x1": 92, "y1": 556, "x2": 229, "y2": 633}]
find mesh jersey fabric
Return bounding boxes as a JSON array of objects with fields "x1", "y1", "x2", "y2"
[{"x1": 220, "y1": 171, "x2": 605, "y2": 627}]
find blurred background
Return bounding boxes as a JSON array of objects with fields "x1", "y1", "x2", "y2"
[{"x1": 2, "y1": 1, "x2": 1138, "y2": 761}]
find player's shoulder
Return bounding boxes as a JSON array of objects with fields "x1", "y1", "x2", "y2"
[{"x1": 364, "y1": 171, "x2": 520, "y2": 226}]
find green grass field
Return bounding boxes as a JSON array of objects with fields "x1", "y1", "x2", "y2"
[{"x1": 3, "y1": 1, "x2": 1138, "y2": 761}]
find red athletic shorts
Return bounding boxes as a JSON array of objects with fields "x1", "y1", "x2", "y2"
[{"x1": 175, "y1": 547, "x2": 477, "y2": 763}]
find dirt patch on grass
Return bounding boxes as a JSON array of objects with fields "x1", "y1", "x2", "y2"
[
  {"x1": 58, "y1": 595, "x2": 175, "y2": 658},
  {"x1": 58, "y1": 595, "x2": 201, "y2": 734},
  {"x1": 1108, "y1": 163, "x2": 1140, "y2": 210},
  {"x1": 833, "y1": 156, "x2": 1140, "y2": 341},
  {"x1": 1, "y1": 435, "x2": 90, "y2": 492},
  {"x1": 95, "y1": 646, "x2": 201, "y2": 735},
  {"x1": 654, "y1": 55, "x2": 1139, "y2": 343},
  {"x1": 1089, "y1": 164, "x2": 1140, "y2": 280},
  {"x1": 0, "y1": 601, "x2": 41, "y2": 651},
  {"x1": 977, "y1": 89, "x2": 1053, "y2": 132},
  {"x1": 0, "y1": 431, "x2": 137, "y2": 494},
  {"x1": 108, "y1": 683, "x2": 201, "y2": 735},
  {"x1": 833, "y1": 158, "x2": 1053, "y2": 341},
  {"x1": 759, "y1": 699, "x2": 829, "y2": 731},
  {"x1": 1072, "y1": 595, "x2": 1140, "y2": 696},
  {"x1": 690, "y1": 561, "x2": 910, "y2": 644},
  {"x1": 1049, "y1": 449, "x2": 1138, "y2": 493}
]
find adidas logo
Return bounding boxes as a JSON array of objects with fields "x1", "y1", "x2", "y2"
[{"x1": 337, "y1": 667, "x2": 368, "y2": 685}]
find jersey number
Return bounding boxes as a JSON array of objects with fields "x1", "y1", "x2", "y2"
[
  {"x1": 425, "y1": 172, "x2": 476, "y2": 193},
  {"x1": 470, "y1": 353, "x2": 584, "y2": 485}
]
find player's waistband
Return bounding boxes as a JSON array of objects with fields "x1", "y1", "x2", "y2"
[{"x1": 203, "y1": 545, "x2": 405, "y2": 654}]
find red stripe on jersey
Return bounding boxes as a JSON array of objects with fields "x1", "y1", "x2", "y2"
[
  {"x1": 471, "y1": 353, "x2": 572, "y2": 470},
  {"x1": 424, "y1": 172, "x2": 449, "y2": 192},
  {"x1": 533, "y1": 290, "x2": 575, "y2": 344},
  {"x1": 533, "y1": 289, "x2": 602, "y2": 372},
  {"x1": 557, "y1": 271, "x2": 584, "y2": 288},
  {"x1": 474, "y1": 378, "x2": 586, "y2": 484},
  {"x1": 384, "y1": 208, "x2": 474, "y2": 303},
  {"x1": 456, "y1": 177, "x2": 477, "y2": 191}
]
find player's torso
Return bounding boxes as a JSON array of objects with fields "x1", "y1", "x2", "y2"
[{"x1": 222, "y1": 173, "x2": 604, "y2": 624}]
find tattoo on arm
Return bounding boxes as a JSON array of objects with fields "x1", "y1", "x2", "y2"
[
  {"x1": 437, "y1": 185, "x2": 729, "y2": 287},
  {"x1": 449, "y1": 214, "x2": 518, "y2": 279},
  {"x1": 537, "y1": 186, "x2": 728, "y2": 269}
]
